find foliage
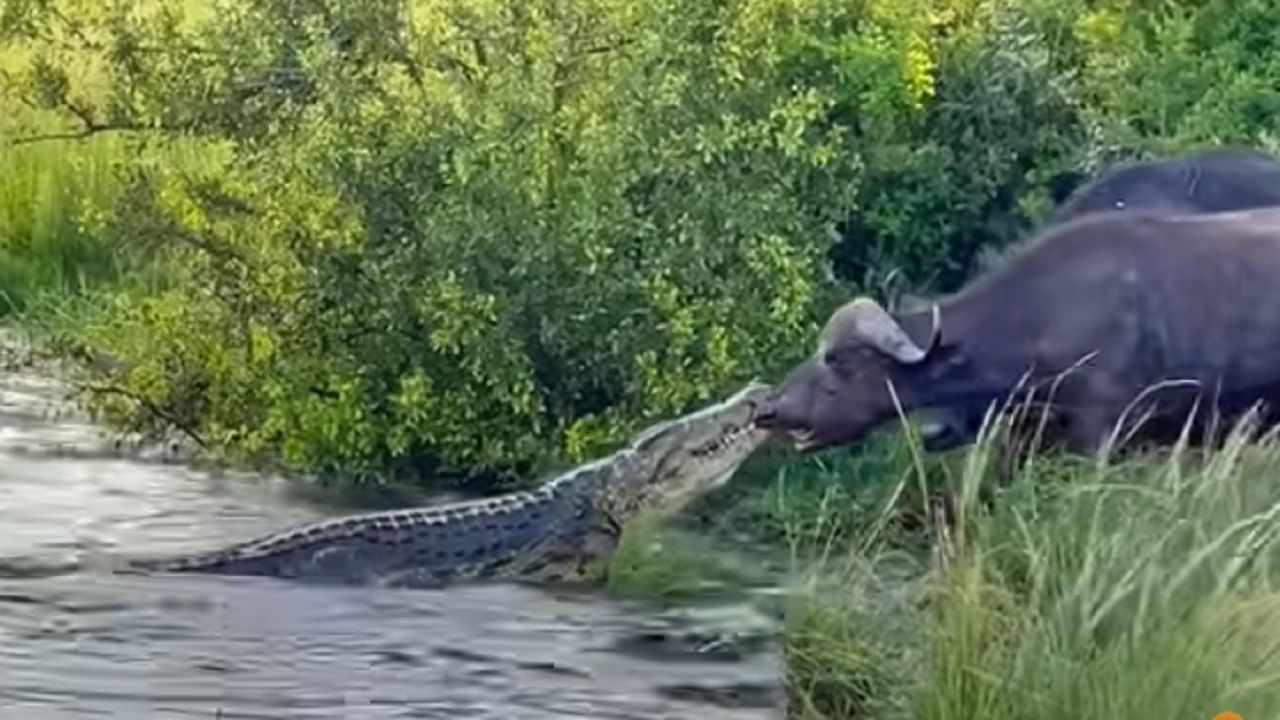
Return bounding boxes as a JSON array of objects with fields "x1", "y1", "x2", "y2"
[
  {"x1": 7, "y1": 0, "x2": 867, "y2": 484},
  {"x1": 814, "y1": 0, "x2": 1090, "y2": 291},
  {"x1": 1068, "y1": 0, "x2": 1280, "y2": 155},
  {"x1": 0, "y1": 138, "x2": 122, "y2": 314},
  {"x1": 6, "y1": 0, "x2": 1280, "y2": 487},
  {"x1": 0, "y1": 133, "x2": 216, "y2": 316}
]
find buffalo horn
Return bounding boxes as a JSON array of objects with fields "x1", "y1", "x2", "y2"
[{"x1": 822, "y1": 297, "x2": 940, "y2": 365}]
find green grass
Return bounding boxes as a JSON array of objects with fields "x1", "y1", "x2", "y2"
[
  {"x1": 777, "y1": 413, "x2": 1280, "y2": 720},
  {"x1": 0, "y1": 15, "x2": 135, "y2": 315},
  {"x1": 0, "y1": 133, "x2": 221, "y2": 327},
  {"x1": 0, "y1": 0, "x2": 217, "y2": 319},
  {"x1": 0, "y1": 138, "x2": 130, "y2": 314}
]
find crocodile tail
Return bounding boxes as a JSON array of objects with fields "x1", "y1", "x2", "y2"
[{"x1": 126, "y1": 545, "x2": 258, "y2": 575}]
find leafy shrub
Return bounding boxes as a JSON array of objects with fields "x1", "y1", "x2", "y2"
[
  {"x1": 9, "y1": 0, "x2": 1280, "y2": 487},
  {"x1": 7, "y1": 0, "x2": 876, "y2": 483}
]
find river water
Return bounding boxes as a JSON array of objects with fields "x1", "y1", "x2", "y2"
[{"x1": 0, "y1": 360, "x2": 786, "y2": 719}]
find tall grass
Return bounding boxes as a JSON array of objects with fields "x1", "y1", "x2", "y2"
[
  {"x1": 782, "y1": 412, "x2": 1280, "y2": 719},
  {"x1": 0, "y1": 0, "x2": 214, "y2": 318},
  {"x1": 0, "y1": 131, "x2": 221, "y2": 324},
  {"x1": 0, "y1": 138, "x2": 133, "y2": 314}
]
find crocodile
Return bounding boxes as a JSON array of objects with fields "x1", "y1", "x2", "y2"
[{"x1": 126, "y1": 381, "x2": 774, "y2": 588}]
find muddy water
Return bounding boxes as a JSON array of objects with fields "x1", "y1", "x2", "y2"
[{"x1": 0, "y1": 363, "x2": 785, "y2": 719}]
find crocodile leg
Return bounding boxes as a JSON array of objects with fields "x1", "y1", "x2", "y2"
[
  {"x1": 587, "y1": 510, "x2": 626, "y2": 584},
  {"x1": 497, "y1": 510, "x2": 622, "y2": 584}
]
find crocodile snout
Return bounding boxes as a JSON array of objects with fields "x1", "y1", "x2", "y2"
[{"x1": 751, "y1": 393, "x2": 780, "y2": 429}]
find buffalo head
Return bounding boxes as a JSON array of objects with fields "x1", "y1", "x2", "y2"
[{"x1": 754, "y1": 297, "x2": 942, "y2": 452}]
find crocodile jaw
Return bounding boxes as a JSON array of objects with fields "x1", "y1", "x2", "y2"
[
  {"x1": 617, "y1": 381, "x2": 775, "y2": 519},
  {"x1": 653, "y1": 423, "x2": 771, "y2": 517}
]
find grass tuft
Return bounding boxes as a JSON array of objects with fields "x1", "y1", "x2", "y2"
[
  {"x1": 0, "y1": 138, "x2": 130, "y2": 314},
  {"x1": 782, "y1": 411, "x2": 1280, "y2": 719}
]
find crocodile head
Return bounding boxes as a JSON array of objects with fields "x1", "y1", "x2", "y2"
[{"x1": 604, "y1": 381, "x2": 775, "y2": 520}]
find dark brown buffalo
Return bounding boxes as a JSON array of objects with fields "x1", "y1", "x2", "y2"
[
  {"x1": 917, "y1": 146, "x2": 1280, "y2": 453},
  {"x1": 754, "y1": 206, "x2": 1280, "y2": 457},
  {"x1": 1052, "y1": 146, "x2": 1280, "y2": 222}
]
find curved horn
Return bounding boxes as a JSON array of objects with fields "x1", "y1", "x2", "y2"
[{"x1": 821, "y1": 297, "x2": 940, "y2": 365}]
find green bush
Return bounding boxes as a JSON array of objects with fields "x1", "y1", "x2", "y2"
[
  {"x1": 7, "y1": 0, "x2": 878, "y2": 483},
  {"x1": 813, "y1": 0, "x2": 1090, "y2": 292},
  {"x1": 8, "y1": 0, "x2": 1280, "y2": 488}
]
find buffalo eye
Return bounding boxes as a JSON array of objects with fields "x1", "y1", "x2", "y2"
[
  {"x1": 822, "y1": 346, "x2": 849, "y2": 367},
  {"x1": 823, "y1": 346, "x2": 863, "y2": 375}
]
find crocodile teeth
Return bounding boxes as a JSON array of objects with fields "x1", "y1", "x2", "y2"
[{"x1": 697, "y1": 423, "x2": 750, "y2": 455}]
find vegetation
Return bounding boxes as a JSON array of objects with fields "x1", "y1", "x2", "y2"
[
  {"x1": 7, "y1": 0, "x2": 1280, "y2": 486},
  {"x1": 7, "y1": 0, "x2": 1280, "y2": 717},
  {"x1": 782, "y1": 414, "x2": 1280, "y2": 720}
]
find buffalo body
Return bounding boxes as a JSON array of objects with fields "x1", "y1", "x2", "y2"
[
  {"x1": 920, "y1": 146, "x2": 1280, "y2": 452},
  {"x1": 756, "y1": 207, "x2": 1280, "y2": 457}
]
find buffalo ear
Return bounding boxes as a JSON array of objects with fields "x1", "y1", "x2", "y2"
[{"x1": 1048, "y1": 169, "x2": 1088, "y2": 205}]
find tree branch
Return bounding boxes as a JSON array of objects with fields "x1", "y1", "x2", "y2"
[
  {"x1": 7, "y1": 121, "x2": 157, "y2": 147},
  {"x1": 579, "y1": 38, "x2": 637, "y2": 58},
  {"x1": 74, "y1": 382, "x2": 209, "y2": 450},
  {"x1": 40, "y1": 5, "x2": 215, "y2": 58}
]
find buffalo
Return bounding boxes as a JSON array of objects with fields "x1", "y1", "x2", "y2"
[
  {"x1": 754, "y1": 206, "x2": 1280, "y2": 458},
  {"x1": 917, "y1": 146, "x2": 1280, "y2": 453},
  {"x1": 1052, "y1": 146, "x2": 1280, "y2": 222}
]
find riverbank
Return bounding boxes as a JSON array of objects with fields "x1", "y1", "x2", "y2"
[
  {"x1": 10, "y1": 194, "x2": 1280, "y2": 718},
  {"x1": 10, "y1": 316, "x2": 1280, "y2": 719}
]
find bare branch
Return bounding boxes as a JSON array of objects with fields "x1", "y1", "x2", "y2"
[
  {"x1": 74, "y1": 382, "x2": 209, "y2": 449},
  {"x1": 579, "y1": 38, "x2": 637, "y2": 58},
  {"x1": 7, "y1": 121, "x2": 154, "y2": 147}
]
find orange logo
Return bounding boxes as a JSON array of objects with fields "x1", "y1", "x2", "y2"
[{"x1": 1214, "y1": 712, "x2": 1243, "y2": 720}]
